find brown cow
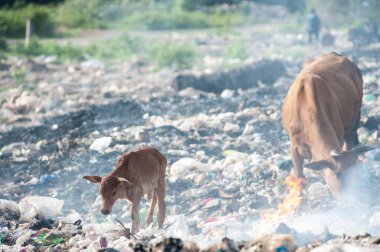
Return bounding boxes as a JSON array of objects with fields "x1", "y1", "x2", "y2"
[
  {"x1": 282, "y1": 52, "x2": 372, "y2": 199},
  {"x1": 83, "y1": 147, "x2": 167, "y2": 233}
]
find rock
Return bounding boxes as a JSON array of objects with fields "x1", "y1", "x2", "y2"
[
  {"x1": 220, "y1": 89, "x2": 236, "y2": 98},
  {"x1": 35, "y1": 140, "x2": 48, "y2": 151},
  {"x1": 307, "y1": 182, "x2": 330, "y2": 202},
  {"x1": 321, "y1": 32, "x2": 335, "y2": 47},
  {"x1": 172, "y1": 60, "x2": 287, "y2": 93},
  {"x1": 0, "y1": 107, "x2": 15, "y2": 121},
  {"x1": 89, "y1": 137, "x2": 113, "y2": 152},
  {"x1": 242, "y1": 234, "x2": 296, "y2": 252},
  {"x1": 135, "y1": 129, "x2": 150, "y2": 142},
  {"x1": 369, "y1": 211, "x2": 380, "y2": 227},
  {"x1": 14, "y1": 92, "x2": 39, "y2": 114},
  {"x1": 153, "y1": 237, "x2": 199, "y2": 252},
  {"x1": 170, "y1": 158, "x2": 210, "y2": 178},
  {"x1": 310, "y1": 244, "x2": 379, "y2": 252},
  {"x1": 203, "y1": 238, "x2": 238, "y2": 252},
  {"x1": 80, "y1": 59, "x2": 105, "y2": 70},
  {"x1": 224, "y1": 123, "x2": 241, "y2": 135},
  {"x1": 15, "y1": 230, "x2": 33, "y2": 245},
  {"x1": 358, "y1": 127, "x2": 370, "y2": 144}
]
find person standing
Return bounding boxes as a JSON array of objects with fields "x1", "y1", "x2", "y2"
[{"x1": 307, "y1": 8, "x2": 321, "y2": 44}]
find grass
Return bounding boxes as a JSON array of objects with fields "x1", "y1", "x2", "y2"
[
  {"x1": 10, "y1": 66, "x2": 26, "y2": 84},
  {"x1": 0, "y1": 33, "x2": 200, "y2": 70},
  {"x1": 278, "y1": 13, "x2": 305, "y2": 33},
  {"x1": 4, "y1": 37, "x2": 85, "y2": 62},
  {"x1": 223, "y1": 38, "x2": 250, "y2": 62},
  {"x1": 148, "y1": 41, "x2": 199, "y2": 69},
  {"x1": 122, "y1": 8, "x2": 248, "y2": 31},
  {"x1": 86, "y1": 33, "x2": 144, "y2": 62}
]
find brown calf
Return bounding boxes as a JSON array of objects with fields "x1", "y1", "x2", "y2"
[
  {"x1": 83, "y1": 147, "x2": 167, "y2": 233},
  {"x1": 282, "y1": 52, "x2": 372, "y2": 199}
]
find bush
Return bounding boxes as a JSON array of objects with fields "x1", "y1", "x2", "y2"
[
  {"x1": 223, "y1": 38, "x2": 250, "y2": 61},
  {"x1": 125, "y1": 8, "x2": 246, "y2": 30},
  {"x1": 0, "y1": 5, "x2": 55, "y2": 38},
  {"x1": 55, "y1": 0, "x2": 128, "y2": 29},
  {"x1": 86, "y1": 33, "x2": 144, "y2": 61},
  {"x1": 55, "y1": 0, "x2": 101, "y2": 28},
  {"x1": 149, "y1": 41, "x2": 198, "y2": 69},
  {"x1": 10, "y1": 37, "x2": 84, "y2": 60}
]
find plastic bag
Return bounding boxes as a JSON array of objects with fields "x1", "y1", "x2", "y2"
[{"x1": 18, "y1": 196, "x2": 64, "y2": 221}]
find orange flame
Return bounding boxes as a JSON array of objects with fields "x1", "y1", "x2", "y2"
[{"x1": 277, "y1": 175, "x2": 306, "y2": 215}]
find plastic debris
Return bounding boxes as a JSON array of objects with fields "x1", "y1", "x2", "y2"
[
  {"x1": 18, "y1": 196, "x2": 64, "y2": 221},
  {"x1": 33, "y1": 233, "x2": 64, "y2": 246},
  {"x1": 89, "y1": 137, "x2": 113, "y2": 152}
]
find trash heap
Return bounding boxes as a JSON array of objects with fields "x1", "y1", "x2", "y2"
[{"x1": 1, "y1": 26, "x2": 380, "y2": 252}]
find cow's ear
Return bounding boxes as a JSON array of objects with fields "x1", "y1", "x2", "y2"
[
  {"x1": 116, "y1": 177, "x2": 133, "y2": 187},
  {"x1": 83, "y1": 175, "x2": 102, "y2": 184},
  {"x1": 331, "y1": 146, "x2": 374, "y2": 160},
  {"x1": 304, "y1": 160, "x2": 333, "y2": 170},
  {"x1": 351, "y1": 145, "x2": 375, "y2": 156}
]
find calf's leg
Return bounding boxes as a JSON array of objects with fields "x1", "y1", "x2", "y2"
[
  {"x1": 130, "y1": 189, "x2": 143, "y2": 234},
  {"x1": 156, "y1": 183, "x2": 166, "y2": 229},
  {"x1": 145, "y1": 192, "x2": 157, "y2": 228}
]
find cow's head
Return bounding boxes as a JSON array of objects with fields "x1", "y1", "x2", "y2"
[
  {"x1": 304, "y1": 146, "x2": 374, "y2": 199},
  {"x1": 83, "y1": 175, "x2": 133, "y2": 215}
]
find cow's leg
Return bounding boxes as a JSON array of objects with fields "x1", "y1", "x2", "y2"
[
  {"x1": 156, "y1": 182, "x2": 166, "y2": 229},
  {"x1": 322, "y1": 169, "x2": 342, "y2": 200},
  {"x1": 145, "y1": 191, "x2": 157, "y2": 228},
  {"x1": 344, "y1": 111, "x2": 361, "y2": 151},
  {"x1": 130, "y1": 188, "x2": 143, "y2": 234},
  {"x1": 291, "y1": 145, "x2": 305, "y2": 178}
]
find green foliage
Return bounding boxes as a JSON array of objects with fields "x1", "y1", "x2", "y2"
[
  {"x1": 87, "y1": 33, "x2": 144, "y2": 61},
  {"x1": 223, "y1": 38, "x2": 250, "y2": 61},
  {"x1": 0, "y1": 36, "x2": 7, "y2": 49},
  {"x1": 10, "y1": 37, "x2": 84, "y2": 61},
  {"x1": 55, "y1": 0, "x2": 103, "y2": 28},
  {"x1": 10, "y1": 66, "x2": 26, "y2": 84},
  {"x1": 149, "y1": 41, "x2": 198, "y2": 69},
  {"x1": 278, "y1": 13, "x2": 305, "y2": 32},
  {"x1": 307, "y1": 0, "x2": 380, "y2": 26},
  {"x1": 0, "y1": 5, "x2": 55, "y2": 38},
  {"x1": 124, "y1": 7, "x2": 246, "y2": 30}
]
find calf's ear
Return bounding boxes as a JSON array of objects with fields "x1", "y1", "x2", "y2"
[
  {"x1": 116, "y1": 177, "x2": 133, "y2": 187},
  {"x1": 304, "y1": 160, "x2": 332, "y2": 170},
  {"x1": 83, "y1": 176, "x2": 102, "y2": 183}
]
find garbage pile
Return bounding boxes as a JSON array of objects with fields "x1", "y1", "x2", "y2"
[{"x1": 1, "y1": 26, "x2": 380, "y2": 252}]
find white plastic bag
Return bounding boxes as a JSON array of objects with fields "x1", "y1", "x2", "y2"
[
  {"x1": 18, "y1": 196, "x2": 64, "y2": 221},
  {"x1": 0, "y1": 199, "x2": 19, "y2": 214}
]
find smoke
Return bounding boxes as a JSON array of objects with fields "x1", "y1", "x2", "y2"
[{"x1": 285, "y1": 159, "x2": 380, "y2": 241}]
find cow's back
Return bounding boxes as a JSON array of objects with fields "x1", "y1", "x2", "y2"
[{"x1": 282, "y1": 52, "x2": 363, "y2": 158}]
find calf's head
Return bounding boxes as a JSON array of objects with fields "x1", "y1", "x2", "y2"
[
  {"x1": 304, "y1": 146, "x2": 374, "y2": 199},
  {"x1": 83, "y1": 175, "x2": 133, "y2": 215}
]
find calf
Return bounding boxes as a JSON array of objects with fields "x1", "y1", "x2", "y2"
[
  {"x1": 282, "y1": 52, "x2": 372, "y2": 199},
  {"x1": 83, "y1": 147, "x2": 167, "y2": 233}
]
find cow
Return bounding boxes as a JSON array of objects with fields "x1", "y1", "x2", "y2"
[
  {"x1": 282, "y1": 52, "x2": 372, "y2": 199},
  {"x1": 83, "y1": 147, "x2": 167, "y2": 234}
]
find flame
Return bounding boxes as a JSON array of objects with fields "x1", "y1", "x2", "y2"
[
  {"x1": 259, "y1": 175, "x2": 306, "y2": 221},
  {"x1": 277, "y1": 175, "x2": 306, "y2": 215},
  {"x1": 255, "y1": 175, "x2": 306, "y2": 236}
]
